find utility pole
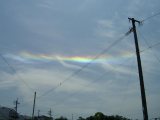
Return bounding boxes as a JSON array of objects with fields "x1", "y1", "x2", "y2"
[
  {"x1": 32, "y1": 92, "x2": 36, "y2": 120},
  {"x1": 14, "y1": 98, "x2": 20, "y2": 120},
  {"x1": 48, "y1": 109, "x2": 52, "y2": 120},
  {"x1": 38, "y1": 110, "x2": 40, "y2": 118},
  {"x1": 128, "y1": 18, "x2": 148, "y2": 120},
  {"x1": 72, "y1": 114, "x2": 73, "y2": 120},
  {"x1": 14, "y1": 98, "x2": 20, "y2": 113}
]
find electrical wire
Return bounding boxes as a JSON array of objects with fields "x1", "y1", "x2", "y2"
[
  {"x1": 51, "y1": 48, "x2": 158, "y2": 120},
  {"x1": 138, "y1": 30, "x2": 160, "y2": 64},
  {"x1": 37, "y1": 33, "x2": 129, "y2": 99},
  {"x1": 20, "y1": 55, "x2": 134, "y2": 109},
  {"x1": 21, "y1": 31, "x2": 131, "y2": 107},
  {"x1": 141, "y1": 11, "x2": 160, "y2": 23},
  {"x1": 0, "y1": 53, "x2": 35, "y2": 92},
  {"x1": 47, "y1": 57, "x2": 134, "y2": 108},
  {"x1": 47, "y1": 28, "x2": 160, "y2": 117},
  {"x1": 140, "y1": 41, "x2": 160, "y2": 53},
  {"x1": 19, "y1": 32, "x2": 131, "y2": 108},
  {"x1": 42, "y1": 38, "x2": 138, "y2": 110},
  {"x1": 47, "y1": 36, "x2": 137, "y2": 109},
  {"x1": 19, "y1": 29, "x2": 132, "y2": 108},
  {"x1": 19, "y1": 28, "x2": 160, "y2": 109}
]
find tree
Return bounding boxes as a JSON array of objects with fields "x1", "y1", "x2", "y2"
[
  {"x1": 94, "y1": 112, "x2": 105, "y2": 120},
  {"x1": 55, "y1": 116, "x2": 68, "y2": 120},
  {"x1": 77, "y1": 117, "x2": 86, "y2": 120},
  {"x1": 79, "y1": 112, "x2": 130, "y2": 120},
  {"x1": 86, "y1": 116, "x2": 94, "y2": 120}
]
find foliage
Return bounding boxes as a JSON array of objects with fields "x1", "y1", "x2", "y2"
[
  {"x1": 79, "y1": 112, "x2": 130, "y2": 120},
  {"x1": 55, "y1": 116, "x2": 68, "y2": 120},
  {"x1": 34, "y1": 116, "x2": 53, "y2": 120},
  {"x1": 54, "y1": 112, "x2": 130, "y2": 120},
  {"x1": 77, "y1": 116, "x2": 86, "y2": 120}
]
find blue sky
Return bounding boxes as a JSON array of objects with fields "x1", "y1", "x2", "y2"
[{"x1": 0, "y1": 0, "x2": 160, "y2": 119}]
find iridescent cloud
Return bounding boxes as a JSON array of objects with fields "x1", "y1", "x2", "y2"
[{"x1": 9, "y1": 51, "x2": 134, "y2": 64}]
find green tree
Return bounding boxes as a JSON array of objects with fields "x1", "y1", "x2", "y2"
[
  {"x1": 55, "y1": 116, "x2": 68, "y2": 120},
  {"x1": 94, "y1": 112, "x2": 105, "y2": 120},
  {"x1": 80, "y1": 112, "x2": 130, "y2": 120},
  {"x1": 86, "y1": 116, "x2": 94, "y2": 120},
  {"x1": 77, "y1": 116, "x2": 86, "y2": 120}
]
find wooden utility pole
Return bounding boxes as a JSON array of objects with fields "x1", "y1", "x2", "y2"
[
  {"x1": 32, "y1": 92, "x2": 36, "y2": 120},
  {"x1": 14, "y1": 98, "x2": 20, "y2": 120},
  {"x1": 38, "y1": 110, "x2": 40, "y2": 117},
  {"x1": 48, "y1": 109, "x2": 52, "y2": 120},
  {"x1": 72, "y1": 114, "x2": 73, "y2": 120},
  {"x1": 14, "y1": 98, "x2": 20, "y2": 113},
  {"x1": 128, "y1": 18, "x2": 148, "y2": 120}
]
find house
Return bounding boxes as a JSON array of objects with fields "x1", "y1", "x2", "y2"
[{"x1": 0, "y1": 106, "x2": 18, "y2": 120}]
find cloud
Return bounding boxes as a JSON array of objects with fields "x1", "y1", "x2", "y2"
[
  {"x1": 2, "y1": 67, "x2": 97, "y2": 98},
  {"x1": 97, "y1": 20, "x2": 114, "y2": 28},
  {"x1": 36, "y1": 0, "x2": 54, "y2": 9},
  {"x1": 98, "y1": 30, "x2": 116, "y2": 38},
  {"x1": 0, "y1": 66, "x2": 99, "y2": 110},
  {"x1": 101, "y1": 61, "x2": 137, "y2": 76},
  {"x1": 77, "y1": 0, "x2": 97, "y2": 12},
  {"x1": 0, "y1": 72, "x2": 17, "y2": 89},
  {"x1": 56, "y1": 56, "x2": 83, "y2": 70},
  {"x1": 4, "y1": 54, "x2": 33, "y2": 64},
  {"x1": 95, "y1": 19, "x2": 121, "y2": 39}
]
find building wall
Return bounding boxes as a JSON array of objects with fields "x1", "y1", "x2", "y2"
[{"x1": 0, "y1": 106, "x2": 18, "y2": 120}]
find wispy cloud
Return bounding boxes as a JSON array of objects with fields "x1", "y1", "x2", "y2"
[
  {"x1": 97, "y1": 20, "x2": 114, "y2": 28},
  {"x1": 0, "y1": 72, "x2": 17, "y2": 89},
  {"x1": 4, "y1": 54, "x2": 34, "y2": 64},
  {"x1": 57, "y1": 58, "x2": 82, "y2": 69},
  {"x1": 95, "y1": 19, "x2": 120, "y2": 39}
]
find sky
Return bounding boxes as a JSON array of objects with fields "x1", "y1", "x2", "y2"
[{"x1": 0, "y1": 0, "x2": 160, "y2": 119}]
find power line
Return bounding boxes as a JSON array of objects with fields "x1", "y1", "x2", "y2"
[
  {"x1": 138, "y1": 30, "x2": 160, "y2": 64},
  {"x1": 38, "y1": 29, "x2": 132, "y2": 98},
  {"x1": 18, "y1": 33, "x2": 160, "y2": 109},
  {"x1": 45, "y1": 49, "x2": 142, "y2": 111},
  {"x1": 20, "y1": 55, "x2": 135, "y2": 109},
  {"x1": 19, "y1": 30, "x2": 160, "y2": 109},
  {"x1": 141, "y1": 11, "x2": 160, "y2": 23},
  {"x1": 20, "y1": 61, "x2": 136, "y2": 109},
  {"x1": 0, "y1": 53, "x2": 34, "y2": 92},
  {"x1": 38, "y1": 31, "x2": 130, "y2": 99},
  {"x1": 45, "y1": 58, "x2": 134, "y2": 108},
  {"x1": 21, "y1": 31, "x2": 160, "y2": 107},
  {"x1": 140, "y1": 41, "x2": 160, "y2": 53},
  {"x1": 19, "y1": 31, "x2": 132, "y2": 108}
]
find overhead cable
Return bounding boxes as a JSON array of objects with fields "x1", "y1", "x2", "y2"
[
  {"x1": 138, "y1": 30, "x2": 160, "y2": 63},
  {"x1": 38, "y1": 31, "x2": 131, "y2": 99},
  {"x1": 46, "y1": 58, "x2": 134, "y2": 108},
  {"x1": 0, "y1": 54, "x2": 35, "y2": 92},
  {"x1": 141, "y1": 11, "x2": 160, "y2": 23}
]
